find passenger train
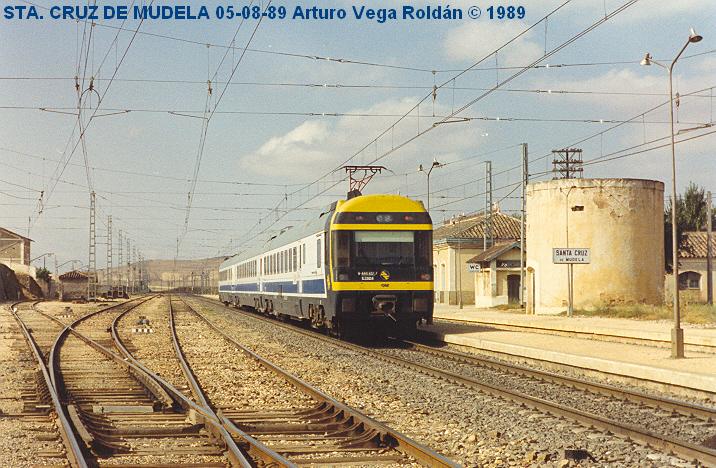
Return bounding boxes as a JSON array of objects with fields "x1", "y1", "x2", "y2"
[{"x1": 218, "y1": 193, "x2": 434, "y2": 336}]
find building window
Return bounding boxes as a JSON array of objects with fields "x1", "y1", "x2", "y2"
[{"x1": 678, "y1": 271, "x2": 701, "y2": 290}]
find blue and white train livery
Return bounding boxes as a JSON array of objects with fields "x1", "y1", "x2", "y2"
[{"x1": 219, "y1": 193, "x2": 434, "y2": 336}]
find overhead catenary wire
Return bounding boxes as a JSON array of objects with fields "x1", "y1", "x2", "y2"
[
  {"x1": 181, "y1": 0, "x2": 271, "y2": 240},
  {"x1": 4, "y1": 75, "x2": 716, "y2": 99},
  {"x1": 33, "y1": 1, "x2": 154, "y2": 227},
  {"x1": 18, "y1": 0, "x2": 712, "y2": 76},
  {"x1": 218, "y1": 0, "x2": 644, "y2": 256}
]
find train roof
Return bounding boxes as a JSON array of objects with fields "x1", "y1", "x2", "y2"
[
  {"x1": 335, "y1": 194, "x2": 426, "y2": 213},
  {"x1": 221, "y1": 206, "x2": 333, "y2": 269},
  {"x1": 220, "y1": 194, "x2": 428, "y2": 269}
]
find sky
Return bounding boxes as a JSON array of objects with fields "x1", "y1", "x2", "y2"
[{"x1": 1, "y1": 0, "x2": 715, "y2": 272}]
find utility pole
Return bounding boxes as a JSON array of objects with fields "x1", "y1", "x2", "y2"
[
  {"x1": 88, "y1": 191, "x2": 97, "y2": 301},
  {"x1": 707, "y1": 191, "x2": 713, "y2": 305},
  {"x1": 138, "y1": 251, "x2": 144, "y2": 292},
  {"x1": 131, "y1": 246, "x2": 137, "y2": 294},
  {"x1": 53, "y1": 254, "x2": 58, "y2": 300},
  {"x1": 520, "y1": 143, "x2": 528, "y2": 308},
  {"x1": 552, "y1": 148, "x2": 584, "y2": 179},
  {"x1": 118, "y1": 229, "x2": 123, "y2": 295},
  {"x1": 106, "y1": 215, "x2": 112, "y2": 294},
  {"x1": 485, "y1": 161, "x2": 493, "y2": 250},
  {"x1": 126, "y1": 237, "x2": 131, "y2": 293}
]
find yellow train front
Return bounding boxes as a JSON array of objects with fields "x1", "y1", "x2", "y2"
[
  {"x1": 327, "y1": 194, "x2": 434, "y2": 336},
  {"x1": 218, "y1": 193, "x2": 434, "y2": 338}
]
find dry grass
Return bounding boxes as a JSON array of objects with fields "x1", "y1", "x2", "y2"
[{"x1": 575, "y1": 303, "x2": 716, "y2": 324}]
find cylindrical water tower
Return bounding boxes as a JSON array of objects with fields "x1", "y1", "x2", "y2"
[{"x1": 526, "y1": 178, "x2": 664, "y2": 314}]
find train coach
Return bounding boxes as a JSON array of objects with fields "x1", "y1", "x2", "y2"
[{"x1": 218, "y1": 193, "x2": 434, "y2": 337}]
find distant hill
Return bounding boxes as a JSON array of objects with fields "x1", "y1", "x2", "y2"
[{"x1": 101, "y1": 257, "x2": 224, "y2": 292}]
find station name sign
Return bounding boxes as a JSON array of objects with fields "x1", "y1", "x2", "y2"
[{"x1": 552, "y1": 248, "x2": 590, "y2": 264}]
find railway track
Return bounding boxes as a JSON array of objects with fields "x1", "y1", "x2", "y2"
[
  {"x1": 12, "y1": 297, "x2": 245, "y2": 467},
  {"x1": 12, "y1": 295, "x2": 455, "y2": 467},
  {"x1": 4, "y1": 301, "x2": 71, "y2": 466},
  {"x1": 164, "y1": 295, "x2": 458, "y2": 467},
  {"x1": 193, "y1": 295, "x2": 716, "y2": 466}
]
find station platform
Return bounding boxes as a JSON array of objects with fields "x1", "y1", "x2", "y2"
[{"x1": 425, "y1": 305, "x2": 716, "y2": 395}]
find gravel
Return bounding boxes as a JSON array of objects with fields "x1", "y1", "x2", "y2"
[
  {"x1": 0, "y1": 303, "x2": 67, "y2": 467},
  {"x1": 186, "y1": 297, "x2": 703, "y2": 467},
  {"x1": 377, "y1": 346, "x2": 715, "y2": 445}
]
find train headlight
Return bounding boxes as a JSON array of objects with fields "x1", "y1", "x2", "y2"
[
  {"x1": 376, "y1": 214, "x2": 394, "y2": 223},
  {"x1": 338, "y1": 273, "x2": 349, "y2": 281},
  {"x1": 419, "y1": 273, "x2": 431, "y2": 281}
]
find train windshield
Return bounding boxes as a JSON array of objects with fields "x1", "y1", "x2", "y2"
[{"x1": 333, "y1": 231, "x2": 432, "y2": 268}]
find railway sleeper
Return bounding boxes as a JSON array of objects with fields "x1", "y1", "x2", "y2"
[{"x1": 290, "y1": 453, "x2": 406, "y2": 466}]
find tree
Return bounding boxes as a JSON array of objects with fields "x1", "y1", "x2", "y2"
[
  {"x1": 664, "y1": 182, "x2": 715, "y2": 271},
  {"x1": 36, "y1": 267, "x2": 51, "y2": 284}
]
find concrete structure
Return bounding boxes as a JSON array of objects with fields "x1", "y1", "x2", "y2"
[
  {"x1": 59, "y1": 270, "x2": 90, "y2": 301},
  {"x1": 433, "y1": 210, "x2": 520, "y2": 305},
  {"x1": 526, "y1": 178, "x2": 664, "y2": 314},
  {"x1": 0, "y1": 228, "x2": 33, "y2": 276},
  {"x1": 664, "y1": 231, "x2": 715, "y2": 303},
  {"x1": 427, "y1": 306, "x2": 716, "y2": 394},
  {"x1": 468, "y1": 242, "x2": 523, "y2": 307}
]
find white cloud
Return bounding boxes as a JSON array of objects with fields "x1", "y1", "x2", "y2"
[
  {"x1": 443, "y1": 21, "x2": 544, "y2": 67},
  {"x1": 238, "y1": 97, "x2": 485, "y2": 181}
]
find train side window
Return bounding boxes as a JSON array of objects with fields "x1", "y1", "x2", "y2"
[
  {"x1": 292, "y1": 247, "x2": 297, "y2": 272},
  {"x1": 316, "y1": 238, "x2": 322, "y2": 269},
  {"x1": 332, "y1": 231, "x2": 350, "y2": 267}
]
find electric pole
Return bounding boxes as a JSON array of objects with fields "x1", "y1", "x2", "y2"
[
  {"x1": 118, "y1": 229, "x2": 123, "y2": 294},
  {"x1": 106, "y1": 215, "x2": 112, "y2": 295},
  {"x1": 131, "y1": 245, "x2": 137, "y2": 294},
  {"x1": 126, "y1": 237, "x2": 131, "y2": 293},
  {"x1": 88, "y1": 191, "x2": 97, "y2": 301},
  {"x1": 520, "y1": 143, "x2": 528, "y2": 308},
  {"x1": 552, "y1": 148, "x2": 584, "y2": 179},
  {"x1": 484, "y1": 161, "x2": 493, "y2": 250},
  {"x1": 707, "y1": 191, "x2": 713, "y2": 305}
]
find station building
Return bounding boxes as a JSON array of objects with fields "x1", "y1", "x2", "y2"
[
  {"x1": 468, "y1": 242, "x2": 524, "y2": 307},
  {"x1": 432, "y1": 209, "x2": 521, "y2": 306},
  {"x1": 0, "y1": 227, "x2": 33, "y2": 274},
  {"x1": 669, "y1": 231, "x2": 715, "y2": 303}
]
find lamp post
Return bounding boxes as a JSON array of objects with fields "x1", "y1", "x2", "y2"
[
  {"x1": 418, "y1": 159, "x2": 443, "y2": 212},
  {"x1": 641, "y1": 27, "x2": 703, "y2": 358}
]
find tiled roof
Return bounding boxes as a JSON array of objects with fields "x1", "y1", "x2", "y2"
[
  {"x1": 467, "y1": 242, "x2": 521, "y2": 263},
  {"x1": 59, "y1": 270, "x2": 88, "y2": 281},
  {"x1": 0, "y1": 227, "x2": 33, "y2": 241},
  {"x1": 680, "y1": 231, "x2": 716, "y2": 259},
  {"x1": 433, "y1": 211, "x2": 521, "y2": 242}
]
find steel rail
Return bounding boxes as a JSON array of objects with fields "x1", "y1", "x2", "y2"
[
  {"x1": 193, "y1": 295, "x2": 716, "y2": 466},
  {"x1": 48, "y1": 296, "x2": 175, "y2": 409},
  {"x1": 108, "y1": 296, "x2": 256, "y2": 468},
  {"x1": 402, "y1": 339, "x2": 716, "y2": 420},
  {"x1": 10, "y1": 301, "x2": 88, "y2": 468},
  {"x1": 170, "y1": 296, "x2": 292, "y2": 467},
  {"x1": 181, "y1": 296, "x2": 459, "y2": 468},
  {"x1": 31, "y1": 296, "x2": 246, "y2": 464}
]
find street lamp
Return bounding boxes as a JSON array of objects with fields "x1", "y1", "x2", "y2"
[
  {"x1": 418, "y1": 159, "x2": 443, "y2": 211},
  {"x1": 641, "y1": 27, "x2": 703, "y2": 359}
]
